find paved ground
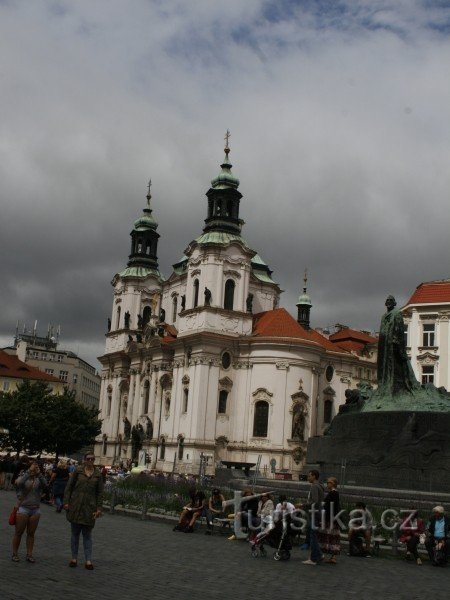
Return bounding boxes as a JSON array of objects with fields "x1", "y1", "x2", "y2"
[{"x1": 0, "y1": 490, "x2": 449, "y2": 600}]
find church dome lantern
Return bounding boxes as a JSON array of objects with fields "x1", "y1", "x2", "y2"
[{"x1": 297, "y1": 270, "x2": 312, "y2": 330}]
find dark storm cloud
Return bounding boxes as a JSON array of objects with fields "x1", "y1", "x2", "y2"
[{"x1": 0, "y1": 0, "x2": 449, "y2": 367}]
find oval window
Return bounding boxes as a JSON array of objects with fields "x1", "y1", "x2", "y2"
[
  {"x1": 325, "y1": 365, "x2": 334, "y2": 382},
  {"x1": 221, "y1": 352, "x2": 231, "y2": 369}
]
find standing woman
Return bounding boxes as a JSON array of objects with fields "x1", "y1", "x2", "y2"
[
  {"x1": 50, "y1": 460, "x2": 70, "y2": 512},
  {"x1": 12, "y1": 461, "x2": 48, "y2": 563},
  {"x1": 63, "y1": 453, "x2": 104, "y2": 570},
  {"x1": 318, "y1": 477, "x2": 341, "y2": 564}
]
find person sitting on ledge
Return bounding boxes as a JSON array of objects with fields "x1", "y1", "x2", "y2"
[
  {"x1": 205, "y1": 488, "x2": 226, "y2": 535},
  {"x1": 173, "y1": 488, "x2": 206, "y2": 533},
  {"x1": 425, "y1": 506, "x2": 449, "y2": 566},
  {"x1": 348, "y1": 502, "x2": 373, "y2": 557},
  {"x1": 399, "y1": 508, "x2": 425, "y2": 565},
  {"x1": 228, "y1": 489, "x2": 259, "y2": 541}
]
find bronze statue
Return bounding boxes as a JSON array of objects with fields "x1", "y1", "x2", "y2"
[
  {"x1": 377, "y1": 295, "x2": 419, "y2": 396},
  {"x1": 204, "y1": 287, "x2": 212, "y2": 306}
]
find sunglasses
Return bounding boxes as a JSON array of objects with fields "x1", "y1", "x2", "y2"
[{"x1": 85, "y1": 457, "x2": 95, "y2": 461}]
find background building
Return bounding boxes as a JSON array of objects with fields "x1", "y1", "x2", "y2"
[
  {"x1": 0, "y1": 349, "x2": 64, "y2": 394},
  {"x1": 95, "y1": 142, "x2": 377, "y2": 475},
  {"x1": 2, "y1": 326, "x2": 100, "y2": 409},
  {"x1": 402, "y1": 280, "x2": 450, "y2": 390}
]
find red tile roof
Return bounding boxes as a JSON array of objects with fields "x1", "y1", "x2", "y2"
[
  {"x1": 406, "y1": 280, "x2": 450, "y2": 305},
  {"x1": 252, "y1": 309, "x2": 348, "y2": 353},
  {"x1": 329, "y1": 328, "x2": 378, "y2": 344},
  {"x1": 0, "y1": 350, "x2": 60, "y2": 382}
]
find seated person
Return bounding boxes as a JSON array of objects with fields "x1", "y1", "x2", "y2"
[
  {"x1": 173, "y1": 488, "x2": 206, "y2": 533},
  {"x1": 425, "y1": 506, "x2": 449, "y2": 566},
  {"x1": 257, "y1": 493, "x2": 275, "y2": 525},
  {"x1": 228, "y1": 489, "x2": 259, "y2": 541},
  {"x1": 205, "y1": 488, "x2": 226, "y2": 534},
  {"x1": 348, "y1": 502, "x2": 373, "y2": 556},
  {"x1": 399, "y1": 509, "x2": 425, "y2": 565},
  {"x1": 275, "y1": 494, "x2": 296, "y2": 517}
]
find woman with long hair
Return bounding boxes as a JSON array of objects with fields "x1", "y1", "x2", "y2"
[
  {"x1": 12, "y1": 460, "x2": 47, "y2": 563},
  {"x1": 63, "y1": 453, "x2": 104, "y2": 570}
]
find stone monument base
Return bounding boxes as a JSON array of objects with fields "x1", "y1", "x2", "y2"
[{"x1": 304, "y1": 411, "x2": 450, "y2": 493}]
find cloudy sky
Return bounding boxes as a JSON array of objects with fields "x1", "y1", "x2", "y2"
[{"x1": 1, "y1": 0, "x2": 449, "y2": 368}]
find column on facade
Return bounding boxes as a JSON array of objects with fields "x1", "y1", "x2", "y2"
[
  {"x1": 410, "y1": 309, "x2": 420, "y2": 379},
  {"x1": 308, "y1": 368, "x2": 318, "y2": 437},
  {"x1": 204, "y1": 362, "x2": 220, "y2": 443},
  {"x1": 238, "y1": 266, "x2": 248, "y2": 313},
  {"x1": 132, "y1": 371, "x2": 142, "y2": 422},
  {"x1": 190, "y1": 361, "x2": 211, "y2": 445},
  {"x1": 170, "y1": 364, "x2": 181, "y2": 441},
  {"x1": 215, "y1": 259, "x2": 224, "y2": 309},
  {"x1": 127, "y1": 370, "x2": 136, "y2": 421},
  {"x1": 109, "y1": 376, "x2": 121, "y2": 439},
  {"x1": 439, "y1": 317, "x2": 449, "y2": 388}
]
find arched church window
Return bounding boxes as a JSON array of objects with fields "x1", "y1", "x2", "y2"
[
  {"x1": 227, "y1": 199, "x2": 233, "y2": 217},
  {"x1": 324, "y1": 399, "x2": 333, "y2": 424},
  {"x1": 178, "y1": 436, "x2": 184, "y2": 461},
  {"x1": 183, "y1": 388, "x2": 189, "y2": 413},
  {"x1": 224, "y1": 279, "x2": 235, "y2": 311},
  {"x1": 107, "y1": 387, "x2": 112, "y2": 417},
  {"x1": 172, "y1": 296, "x2": 178, "y2": 323},
  {"x1": 146, "y1": 242, "x2": 151, "y2": 255},
  {"x1": 218, "y1": 390, "x2": 228, "y2": 414},
  {"x1": 253, "y1": 400, "x2": 269, "y2": 437},
  {"x1": 102, "y1": 435, "x2": 108, "y2": 456},
  {"x1": 193, "y1": 279, "x2": 199, "y2": 308},
  {"x1": 137, "y1": 239, "x2": 143, "y2": 253},
  {"x1": 160, "y1": 438, "x2": 165, "y2": 461},
  {"x1": 116, "y1": 306, "x2": 121, "y2": 329},
  {"x1": 143, "y1": 380, "x2": 150, "y2": 414},
  {"x1": 142, "y1": 306, "x2": 151, "y2": 326}
]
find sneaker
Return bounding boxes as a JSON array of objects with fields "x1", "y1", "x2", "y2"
[
  {"x1": 416, "y1": 558, "x2": 422, "y2": 565},
  {"x1": 300, "y1": 544, "x2": 310, "y2": 550},
  {"x1": 302, "y1": 559, "x2": 317, "y2": 565},
  {"x1": 228, "y1": 534, "x2": 237, "y2": 541}
]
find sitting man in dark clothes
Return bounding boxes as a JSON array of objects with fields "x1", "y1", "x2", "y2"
[{"x1": 173, "y1": 489, "x2": 207, "y2": 533}]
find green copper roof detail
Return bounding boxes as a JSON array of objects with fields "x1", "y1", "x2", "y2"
[
  {"x1": 195, "y1": 231, "x2": 250, "y2": 247},
  {"x1": 252, "y1": 254, "x2": 268, "y2": 267},
  {"x1": 211, "y1": 149, "x2": 240, "y2": 190},
  {"x1": 252, "y1": 269, "x2": 275, "y2": 284},
  {"x1": 118, "y1": 266, "x2": 163, "y2": 280},
  {"x1": 297, "y1": 292, "x2": 312, "y2": 306},
  {"x1": 134, "y1": 210, "x2": 158, "y2": 230}
]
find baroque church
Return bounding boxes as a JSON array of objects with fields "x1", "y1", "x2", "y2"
[{"x1": 95, "y1": 139, "x2": 376, "y2": 476}]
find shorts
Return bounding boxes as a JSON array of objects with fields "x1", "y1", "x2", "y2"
[{"x1": 18, "y1": 506, "x2": 41, "y2": 517}]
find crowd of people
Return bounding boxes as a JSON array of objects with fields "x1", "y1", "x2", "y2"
[
  {"x1": 1, "y1": 457, "x2": 449, "y2": 568},
  {"x1": 172, "y1": 469, "x2": 449, "y2": 567}
]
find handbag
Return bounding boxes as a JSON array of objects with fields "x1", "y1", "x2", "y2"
[{"x1": 8, "y1": 506, "x2": 18, "y2": 526}]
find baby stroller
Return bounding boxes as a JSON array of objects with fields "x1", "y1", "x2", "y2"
[{"x1": 250, "y1": 515, "x2": 292, "y2": 561}]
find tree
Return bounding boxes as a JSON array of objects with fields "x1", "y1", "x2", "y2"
[
  {"x1": 0, "y1": 381, "x2": 102, "y2": 457},
  {"x1": 44, "y1": 388, "x2": 102, "y2": 459}
]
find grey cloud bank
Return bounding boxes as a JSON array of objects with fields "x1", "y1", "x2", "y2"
[{"x1": 0, "y1": 1, "x2": 449, "y2": 367}]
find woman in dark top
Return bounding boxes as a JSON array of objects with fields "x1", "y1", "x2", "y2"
[
  {"x1": 318, "y1": 477, "x2": 341, "y2": 563},
  {"x1": 50, "y1": 460, "x2": 70, "y2": 513}
]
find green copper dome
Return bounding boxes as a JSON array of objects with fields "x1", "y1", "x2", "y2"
[
  {"x1": 297, "y1": 292, "x2": 312, "y2": 306},
  {"x1": 211, "y1": 151, "x2": 240, "y2": 190},
  {"x1": 134, "y1": 208, "x2": 158, "y2": 230}
]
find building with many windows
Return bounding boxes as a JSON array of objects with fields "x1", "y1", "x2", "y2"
[
  {"x1": 0, "y1": 349, "x2": 64, "y2": 395},
  {"x1": 402, "y1": 280, "x2": 450, "y2": 390},
  {"x1": 95, "y1": 141, "x2": 377, "y2": 475},
  {"x1": 2, "y1": 329, "x2": 100, "y2": 409}
]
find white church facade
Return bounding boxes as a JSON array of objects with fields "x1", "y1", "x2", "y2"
[{"x1": 94, "y1": 141, "x2": 376, "y2": 476}]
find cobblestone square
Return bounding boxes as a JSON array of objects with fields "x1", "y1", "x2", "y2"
[{"x1": 0, "y1": 492, "x2": 448, "y2": 600}]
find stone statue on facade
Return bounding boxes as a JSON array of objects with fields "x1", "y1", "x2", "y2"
[
  {"x1": 131, "y1": 423, "x2": 145, "y2": 461},
  {"x1": 159, "y1": 308, "x2": 166, "y2": 322},
  {"x1": 291, "y1": 402, "x2": 306, "y2": 440},
  {"x1": 246, "y1": 293, "x2": 254, "y2": 313},
  {"x1": 145, "y1": 417, "x2": 153, "y2": 440},
  {"x1": 124, "y1": 311, "x2": 131, "y2": 329},
  {"x1": 181, "y1": 295, "x2": 186, "y2": 311},
  {"x1": 123, "y1": 417, "x2": 131, "y2": 440},
  {"x1": 107, "y1": 317, "x2": 111, "y2": 332},
  {"x1": 204, "y1": 287, "x2": 212, "y2": 306},
  {"x1": 137, "y1": 314, "x2": 143, "y2": 329}
]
